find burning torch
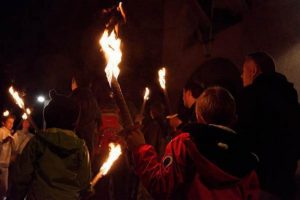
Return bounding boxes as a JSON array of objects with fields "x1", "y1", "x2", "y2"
[
  {"x1": 158, "y1": 67, "x2": 178, "y2": 119},
  {"x1": 8, "y1": 86, "x2": 38, "y2": 129},
  {"x1": 91, "y1": 143, "x2": 122, "y2": 187},
  {"x1": 100, "y1": 29, "x2": 134, "y2": 128},
  {"x1": 136, "y1": 87, "x2": 150, "y2": 124}
]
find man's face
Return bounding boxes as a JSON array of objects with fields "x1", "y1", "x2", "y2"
[
  {"x1": 3, "y1": 117, "x2": 14, "y2": 130},
  {"x1": 241, "y1": 59, "x2": 257, "y2": 87},
  {"x1": 22, "y1": 120, "x2": 30, "y2": 130}
]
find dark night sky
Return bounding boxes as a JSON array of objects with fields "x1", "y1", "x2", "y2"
[{"x1": 0, "y1": 0, "x2": 119, "y2": 125}]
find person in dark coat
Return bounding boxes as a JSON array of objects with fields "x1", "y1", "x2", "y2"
[
  {"x1": 8, "y1": 90, "x2": 91, "y2": 200},
  {"x1": 126, "y1": 86, "x2": 260, "y2": 200},
  {"x1": 70, "y1": 71, "x2": 101, "y2": 173},
  {"x1": 238, "y1": 51, "x2": 300, "y2": 199}
]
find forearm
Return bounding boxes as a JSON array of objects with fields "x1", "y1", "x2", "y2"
[{"x1": 133, "y1": 144, "x2": 184, "y2": 199}]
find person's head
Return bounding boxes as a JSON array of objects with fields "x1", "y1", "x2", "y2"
[
  {"x1": 22, "y1": 119, "x2": 30, "y2": 130},
  {"x1": 183, "y1": 79, "x2": 204, "y2": 108},
  {"x1": 71, "y1": 68, "x2": 91, "y2": 91},
  {"x1": 196, "y1": 86, "x2": 236, "y2": 126},
  {"x1": 242, "y1": 52, "x2": 275, "y2": 87},
  {"x1": 2, "y1": 115, "x2": 15, "y2": 130},
  {"x1": 44, "y1": 90, "x2": 80, "y2": 130}
]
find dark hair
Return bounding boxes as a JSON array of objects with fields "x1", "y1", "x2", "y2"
[
  {"x1": 1, "y1": 114, "x2": 15, "y2": 124},
  {"x1": 247, "y1": 52, "x2": 275, "y2": 73},
  {"x1": 196, "y1": 86, "x2": 236, "y2": 126},
  {"x1": 44, "y1": 90, "x2": 80, "y2": 130},
  {"x1": 184, "y1": 79, "x2": 205, "y2": 99}
]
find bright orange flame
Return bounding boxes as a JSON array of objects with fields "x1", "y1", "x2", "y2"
[
  {"x1": 9, "y1": 86, "x2": 25, "y2": 109},
  {"x1": 158, "y1": 67, "x2": 166, "y2": 90},
  {"x1": 100, "y1": 143, "x2": 122, "y2": 176},
  {"x1": 3, "y1": 110, "x2": 9, "y2": 117},
  {"x1": 22, "y1": 113, "x2": 28, "y2": 120},
  {"x1": 144, "y1": 87, "x2": 150, "y2": 100},
  {"x1": 100, "y1": 30, "x2": 122, "y2": 85}
]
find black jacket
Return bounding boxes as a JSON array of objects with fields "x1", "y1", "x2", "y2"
[
  {"x1": 70, "y1": 88, "x2": 101, "y2": 163},
  {"x1": 238, "y1": 72, "x2": 300, "y2": 198}
]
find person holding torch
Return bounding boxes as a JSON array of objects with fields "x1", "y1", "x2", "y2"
[{"x1": 125, "y1": 86, "x2": 259, "y2": 200}]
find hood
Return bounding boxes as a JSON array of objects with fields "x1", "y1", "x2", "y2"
[
  {"x1": 37, "y1": 128, "x2": 85, "y2": 157},
  {"x1": 182, "y1": 123, "x2": 258, "y2": 188},
  {"x1": 251, "y1": 72, "x2": 298, "y2": 104}
]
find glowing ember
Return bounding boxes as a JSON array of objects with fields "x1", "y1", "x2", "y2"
[
  {"x1": 143, "y1": 87, "x2": 150, "y2": 100},
  {"x1": 26, "y1": 108, "x2": 31, "y2": 115},
  {"x1": 158, "y1": 67, "x2": 166, "y2": 90},
  {"x1": 100, "y1": 30, "x2": 122, "y2": 85},
  {"x1": 3, "y1": 110, "x2": 9, "y2": 117},
  {"x1": 22, "y1": 113, "x2": 28, "y2": 120},
  {"x1": 9, "y1": 86, "x2": 25, "y2": 109}
]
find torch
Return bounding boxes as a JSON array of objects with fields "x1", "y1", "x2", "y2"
[
  {"x1": 100, "y1": 29, "x2": 134, "y2": 128},
  {"x1": 136, "y1": 87, "x2": 150, "y2": 124},
  {"x1": 91, "y1": 143, "x2": 122, "y2": 187},
  {"x1": 8, "y1": 86, "x2": 38, "y2": 130},
  {"x1": 158, "y1": 68, "x2": 178, "y2": 118},
  {"x1": 99, "y1": 28, "x2": 140, "y2": 199}
]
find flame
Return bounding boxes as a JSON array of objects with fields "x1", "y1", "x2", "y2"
[
  {"x1": 100, "y1": 30, "x2": 122, "y2": 86},
  {"x1": 3, "y1": 110, "x2": 9, "y2": 117},
  {"x1": 99, "y1": 143, "x2": 122, "y2": 176},
  {"x1": 22, "y1": 113, "x2": 28, "y2": 120},
  {"x1": 158, "y1": 67, "x2": 166, "y2": 90},
  {"x1": 144, "y1": 87, "x2": 150, "y2": 100},
  {"x1": 9, "y1": 86, "x2": 25, "y2": 109},
  {"x1": 26, "y1": 108, "x2": 31, "y2": 115}
]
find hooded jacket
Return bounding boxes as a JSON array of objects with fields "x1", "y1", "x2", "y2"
[
  {"x1": 8, "y1": 128, "x2": 91, "y2": 200},
  {"x1": 133, "y1": 124, "x2": 259, "y2": 200}
]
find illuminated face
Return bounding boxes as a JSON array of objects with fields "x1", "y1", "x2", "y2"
[
  {"x1": 241, "y1": 59, "x2": 257, "y2": 87},
  {"x1": 22, "y1": 120, "x2": 30, "y2": 130},
  {"x1": 3, "y1": 117, "x2": 14, "y2": 130}
]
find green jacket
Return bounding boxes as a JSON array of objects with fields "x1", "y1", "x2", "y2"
[{"x1": 8, "y1": 128, "x2": 91, "y2": 200}]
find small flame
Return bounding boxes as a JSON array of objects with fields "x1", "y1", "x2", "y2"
[
  {"x1": 22, "y1": 113, "x2": 28, "y2": 120},
  {"x1": 158, "y1": 67, "x2": 166, "y2": 90},
  {"x1": 26, "y1": 108, "x2": 31, "y2": 115},
  {"x1": 144, "y1": 87, "x2": 150, "y2": 100},
  {"x1": 99, "y1": 143, "x2": 122, "y2": 176},
  {"x1": 9, "y1": 86, "x2": 25, "y2": 109},
  {"x1": 3, "y1": 110, "x2": 9, "y2": 117},
  {"x1": 100, "y1": 30, "x2": 122, "y2": 86}
]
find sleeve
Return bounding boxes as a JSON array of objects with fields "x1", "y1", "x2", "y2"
[
  {"x1": 133, "y1": 135, "x2": 189, "y2": 199},
  {"x1": 78, "y1": 143, "x2": 92, "y2": 196},
  {"x1": 7, "y1": 137, "x2": 40, "y2": 200}
]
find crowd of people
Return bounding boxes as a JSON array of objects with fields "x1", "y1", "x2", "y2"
[{"x1": 0, "y1": 52, "x2": 299, "y2": 200}]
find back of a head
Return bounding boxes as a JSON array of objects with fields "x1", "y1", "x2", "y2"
[
  {"x1": 184, "y1": 79, "x2": 205, "y2": 99},
  {"x1": 44, "y1": 90, "x2": 80, "y2": 130},
  {"x1": 196, "y1": 86, "x2": 236, "y2": 126},
  {"x1": 247, "y1": 52, "x2": 276, "y2": 73},
  {"x1": 72, "y1": 68, "x2": 91, "y2": 88}
]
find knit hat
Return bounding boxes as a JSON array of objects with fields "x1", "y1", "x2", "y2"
[{"x1": 44, "y1": 90, "x2": 80, "y2": 130}]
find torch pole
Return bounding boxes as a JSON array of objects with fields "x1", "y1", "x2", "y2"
[
  {"x1": 109, "y1": 76, "x2": 139, "y2": 200},
  {"x1": 163, "y1": 89, "x2": 172, "y2": 115},
  {"x1": 91, "y1": 172, "x2": 103, "y2": 188},
  {"x1": 139, "y1": 100, "x2": 147, "y2": 117},
  {"x1": 110, "y1": 76, "x2": 134, "y2": 128}
]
